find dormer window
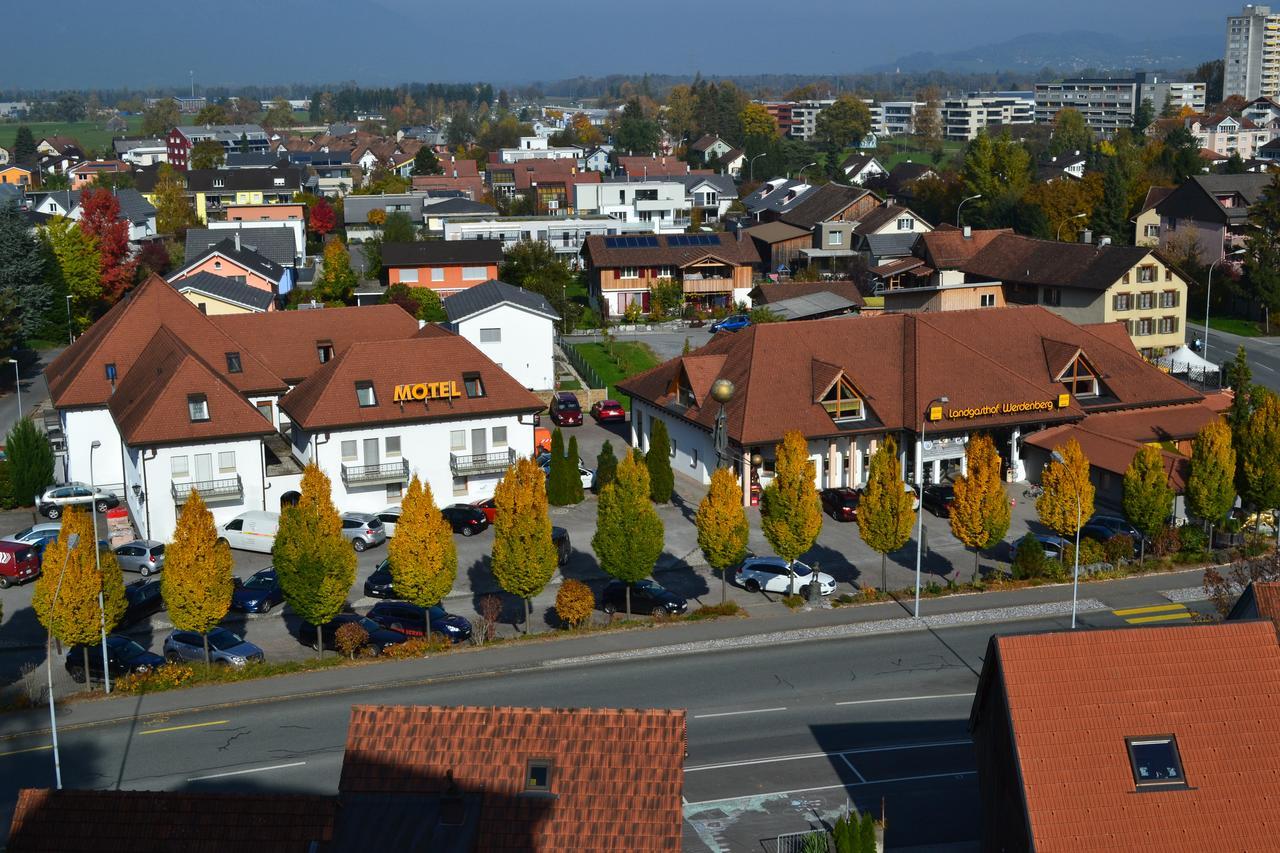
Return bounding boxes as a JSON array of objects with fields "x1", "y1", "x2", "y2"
[
  {"x1": 225, "y1": 352, "x2": 242, "y2": 374},
  {"x1": 821, "y1": 375, "x2": 864, "y2": 422},
  {"x1": 317, "y1": 341, "x2": 334, "y2": 363},
  {"x1": 1126, "y1": 735, "x2": 1188, "y2": 790},
  {"x1": 213, "y1": 178, "x2": 224, "y2": 188},
  {"x1": 463, "y1": 372, "x2": 485, "y2": 398},
  {"x1": 355, "y1": 381, "x2": 377, "y2": 407},
  {"x1": 525, "y1": 758, "x2": 552, "y2": 792},
  {"x1": 188, "y1": 394, "x2": 209, "y2": 422},
  {"x1": 1060, "y1": 354, "x2": 1099, "y2": 398},
  {"x1": 104, "y1": 363, "x2": 117, "y2": 382}
]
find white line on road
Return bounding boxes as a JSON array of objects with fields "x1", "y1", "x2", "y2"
[
  {"x1": 187, "y1": 761, "x2": 306, "y2": 782},
  {"x1": 693, "y1": 707, "x2": 787, "y2": 719},
  {"x1": 839, "y1": 754, "x2": 866, "y2": 783},
  {"x1": 682, "y1": 771, "x2": 977, "y2": 807},
  {"x1": 835, "y1": 692, "x2": 974, "y2": 707},
  {"x1": 684, "y1": 738, "x2": 972, "y2": 772}
]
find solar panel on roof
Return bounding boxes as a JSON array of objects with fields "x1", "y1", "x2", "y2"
[{"x1": 604, "y1": 235, "x2": 658, "y2": 249}]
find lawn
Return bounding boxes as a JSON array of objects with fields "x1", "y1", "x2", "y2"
[
  {"x1": 1208, "y1": 316, "x2": 1264, "y2": 337},
  {"x1": 569, "y1": 341, "x2": 660, "y2": 409},
  {"x1": 857, "y1": 136, "x2": 965, "y2": 171},
  {"x1": 0, "y1": 118, "x2": 144, "y2": 155}
]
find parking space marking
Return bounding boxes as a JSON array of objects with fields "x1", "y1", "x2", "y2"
[
  {"x1": 693, "y1": 707, "x2": 787, "y2": 720},
  {"x1": 683, "y1": 770, "x2": 977, "y2": 808},
  {"x1": 187, "y1": 760, "x2": 306, "y2": 781},
  {"x1": 0, "y1": 743, "x2": 51, "y2": 759},
  {"x1": 1114, "y1": 603, "x2": 1192, "y2": 624},
  {"x1": 839, "y1": 754, "x2": 866, "y2": 783},
  {"x1": 835, "y1": 692, "x2": 974, "y2": 707},
  {"x1": 685, "y1": 739, "x2": 972, "y2": 772},
  {"x1": 1113, "y1": 603, "x2": 1185, "y2": 616},
  {"x1": 140, "y1": 719, "x2": 230, "y2": 736}
]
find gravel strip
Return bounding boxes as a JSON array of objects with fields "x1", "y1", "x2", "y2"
[{"x1": 1162, "y1": 586, "x2": 1215, "y2": 603}]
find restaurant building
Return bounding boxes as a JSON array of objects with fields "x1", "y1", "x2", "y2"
[{"x1": 618, "y1": 306, "x2": 1208, "y2": 506}]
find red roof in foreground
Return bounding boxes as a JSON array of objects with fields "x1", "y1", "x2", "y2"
[
  {"x1": 7, "y1": 789, "x2": 336, "y2": 853},
  {"x1": 971, "y1": 622, "x2": 1280, "y2": 852},
  {"x1": 340, "y1": 704, "x2": 685, "y2": 852}
]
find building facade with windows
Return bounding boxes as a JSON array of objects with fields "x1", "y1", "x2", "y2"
[
  {"x1": 441, "y1": 215, "x2": 655, "y2": 260},
  {"x1": 942, "y1": 92, "x2": 1036, "y2": 140},
  {"x1": 580, "y1": 233, "x2": 760, "y2": 316},
  {"x1": 381, "y1": 240, "x2": 503, "y2": 294},
  {"x1": 1226, "y1": 4, "x2": 1280, "y2": 100}
]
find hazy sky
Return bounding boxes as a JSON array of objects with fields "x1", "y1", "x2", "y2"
[{"x1": 5, "y1": 0, "x2": 1232, "y2": 89}]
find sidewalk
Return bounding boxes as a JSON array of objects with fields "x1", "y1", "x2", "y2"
[{"x1": 0, "y1": 563, "x2": 1212, "y2": 740}]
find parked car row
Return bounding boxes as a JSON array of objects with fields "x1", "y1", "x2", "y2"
[{"x1": 546, "y1": 392, "x2": 629, "y2": 426}]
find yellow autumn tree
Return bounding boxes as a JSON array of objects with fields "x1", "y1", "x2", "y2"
[
  {"x1": 696, "y1": 467, "x2": 750, "y2": 603},
  {"x1": 162, "y1": 490, "x2": 234, "y2": 665},
  {"x1": 1036, "y1": 438, "x2": 1096, "y2": 537},
  {"x1": 492, "y1": 458, "x2": 558, "y2": 630},
  {"x1": 949, "y1": 434, "x2": 1011, "y2": 580},
  {"x1": 388, "y1": 475, "x2": 457, "y2": 634},
  {"x1": 32, "y1": 505, "x2": 126, "y2": 688},
  {"x1": 857, "y1": 435, "x2": 917, "y2": 591},
  {"x1": 760, "y1": 430, "x2": 823, "y2": 595}
]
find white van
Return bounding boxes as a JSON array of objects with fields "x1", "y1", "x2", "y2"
[{"x1": 219, "y1": 511, "x2": 280, "y2": 553}]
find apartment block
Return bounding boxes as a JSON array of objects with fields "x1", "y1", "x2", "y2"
[
  {"x1": 1225, "y1": 4, "x2": 1280, "y2": 100},
  {"x1": 1035, "y1": 78, "x2": 1139, "y2": 135},
  {"x1": 942, "y1": 92, "x2": 1035, "y2": 140}
]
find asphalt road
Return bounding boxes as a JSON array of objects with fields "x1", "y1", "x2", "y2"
[
  {"x1": 0, "y1": 611, "x2": 1142, "y2": 851},
  {"x1": 1203, "y1": 326, "x2": 1280, "y2": 392},
  {"x1": 0, "y1": 348, "x2": 59, "y2": 439}
]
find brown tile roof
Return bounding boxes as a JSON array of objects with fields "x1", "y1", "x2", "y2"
[
  {"x1": 957, "y1": 232, "x2": 1160, "y2": 291},
  {"x1": 280, "y1": 335, "x2": 544, "y2": 431},
  {"x1": 339, "y1": 705, "x2": 685, "y2": 853},
  {"x1": 1230, "y1": 581, "x2": 1280, "y2": 633},
  {"x1": 750, "y1": 280, "x2": 865, "y2": 307},
  {"x1": 742, "y1": 221, "x2": 811, "y2": 244},
  {"x1": 971, "y1": 622, "x2": 1280, "y2": 852},
  {"x1": 1070, "y1": 401, "x2": 1224, "y2": 443},
  {"x1": 852, "y1": 203, "x2": 923, "y2": 236},
  {"x1": 1023, "y1": 420, "x2": 1190, "y2": 490},
  {"x1": 582, "y1": 232, "x2": 760, "y2": 269},
  {"x1": 107, "y1": 328, "x2": 275, "y2": 446},
  {"x1": 7, "y1": 788, "x2": 336, "y2": 852},
  {"x1": 1139, "y1": 185, "x2": 1174, "y2": 215},
  {"x1": 619, "y1": 305, "x2": 1201, "y2": 447},
  {"x1": 210, "y1": 304, "x2": 420, "y2": 384},
  {"x1": 916, "y1": 226, "x2": 1012, "y2": 268},
  {"x1": 779, "y1": 184, "x2": 874, "y2": 229},
  {"x1": 45, "y1": 275, "x2": 285, "y2": 409},
  {"x1": 511, "y1": 161, "x2": 601, "y2": 191},
  {"x1": 616, "y1": 155, "x2": 695, "y2": 177}
]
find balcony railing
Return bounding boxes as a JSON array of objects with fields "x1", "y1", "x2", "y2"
[
  {"x1": 450, "y1": 448, "x2": 516, "y2": 477},
  {"x1": 172, "y1": 475, "x2": 243, "y2": 504},
  {"x1": 341, "y1": 459, "x2": 410, "y2": 486},
  {"x1": 681, "y1": 276, "x2": 734, "y2": 294}
]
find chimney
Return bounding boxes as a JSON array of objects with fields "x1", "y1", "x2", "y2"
[
  {"x1": 234, "y1": 232, "x2": 241, "y2": 252},
  {"x1": 962, "y1": 225, "x2": 972, "y2": 239}
]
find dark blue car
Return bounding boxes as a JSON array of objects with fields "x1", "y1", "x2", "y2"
[
  {"x1": 709, "y1": 314, "x2": 751, "y2": 333},
  {"x1": 367, "y1": 601, "x2": 472, "y2": 643},
  {"x1": 230, "y1": 568, "x2": 285, "y2": 613}
]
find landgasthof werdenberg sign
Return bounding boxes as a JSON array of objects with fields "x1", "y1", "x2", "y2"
[
  {"x1": 393, "y1": 381, "x2": 461, "y2": 402},
  {"x1": 939, "y1": 395, "x2": 1069, "y2": 421}
]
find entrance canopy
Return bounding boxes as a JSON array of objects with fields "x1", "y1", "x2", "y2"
[{"x1": 1156, "y1": 345, "x2": 1216, "y2": 374}]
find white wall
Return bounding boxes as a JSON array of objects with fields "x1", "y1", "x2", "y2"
[
  {"x1": 125, "y1": 438, "x2": 266, "y2": 542},
  {"x1": 452, "y1": 305, "x2": 555, "y2": 391},
  {"x1": 64, "y1": 408, "x2": 126, "y2": 495},
  {"x1": 300, "y1": 413, "x2": 536, "y2": 514}
]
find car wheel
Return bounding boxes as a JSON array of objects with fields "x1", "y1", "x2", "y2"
[
  {"x1": 461, "y1": 526, "x2": 475, "y2": 537},
  {"x1": 68, "y1": 666, "x2": 85, "y2": 684},
  {"x1": 259, "y1": 600, "x2": 273, "y2": 614},
  {"x1": 310, "y1": 640, "x2": 321, "y2": 652},
  {"x1": 0, "y1": 576, "x2": 9, "y2": 589},
  {"x1": 216, "y1": 537, "x2": 228, "y2": 548},
  {"x1": 214, "y1": 659, "x2": 230, "y2": 668},
  {"x1": 745, "y1": 579, "x2": 761, "y2": 593},
  {"x1": 45, "y1": 506, "x2": 61, "y2": 520},
  {"x1": 95, "y1": 500, "x2": 109, "y2": 513},
  {"x1": 352, "y1": 538, "x2": 366, "y2": 552},
  {"x1": 140, "y1": 566, "x2": 152, "y2": 577},
  {"x1": 602, "y1": 602, "x2": 616, "y2": 615},
  {"x1": 165, "y1": 652, "x2": 182, "y2": 664}
]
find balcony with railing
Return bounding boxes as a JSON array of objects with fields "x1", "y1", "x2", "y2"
[
  {"x1": 450, "y1": 448, "x2": 516, "y2": 477},
  {"x1": 341, "y1": 459, "x2": 410, "y2": 487},
  {"x1": 680, "y1": 273, "x2": 735, "y2": 294},
  {"x1": 172, "y1": 475, "x2": 243, "y2": 505}
]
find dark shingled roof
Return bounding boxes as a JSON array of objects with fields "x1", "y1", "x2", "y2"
[
  {"x1": 442, "y1": 279, "x2": 558, "y2": 323},
  {"x1": 581, "y1": 232, "x2": 760, "y2": 268},
  {"x1": 380, "y1": 240, "x2": 503, "y2": 267},
  {"x1": 170, "y1": 271, "x2": 275, "y2": 312},
  {"x1": 779, "y1": 184, "x2": 874, "y2": 229},
  {"x1": 185, "y1": 227, "x2": 297, "y2": 268},
  {"x1": 957, "y1": 232, "x2": 1157, "y2": 291},
  {"x1": 180, "y1": 237, "x2": 284, "y2": 281}
]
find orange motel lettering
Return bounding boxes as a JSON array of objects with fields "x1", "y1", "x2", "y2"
[
  {"x1": 934, "y1": 395, "x2": 1070, "y2": 421},
  {"x1": 393, "y1": 381, "x2": 461, "y2": 402}
]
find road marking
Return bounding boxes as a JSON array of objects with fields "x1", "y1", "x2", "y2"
[
  {"x1": 693, "y1": 707, "x2": 787, "y2": 720},
  {"x1": 685, "y1": 739, "x2": 972, "y2": 772},
  {"x1": 140, "y1": 719, "x2": 230, "y2": 736},
  {"x1": 835, "y1": 692, "x2": 974, "y2": 706},
  {"x1": 1128, "y1": 611, "x2": 1194, "y2": 624},
  {"x1": 1113, "y1": 604, "x2": 1186, "y2": 616},
  {"x1": 187, "y1": 761, "x2": 306, "y2": 782},
  {"x1": 682, "y1": 771, "x2": 978, "y2": 807},
  {"x1": 0, "y1": 743, "x2": 52, "y2": 758},
  {"x1": 839, "y1": 754, "x2": 866, "y2": 783}
]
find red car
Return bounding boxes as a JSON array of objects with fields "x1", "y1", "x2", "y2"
[
  {"x1": 590, "y1": 399, "x2": 627, "y2": 423},
  {"x1": 549, "y1": 392, "x2": 583, "y2": 426},
  {"x1": 471, "y1": 497, "x2": 498, "y2": 524},
  {"x1": 819, "y1": 487, "x2": 861, "y2": 522}
]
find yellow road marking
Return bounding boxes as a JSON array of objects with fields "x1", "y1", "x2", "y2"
[
  {"x1": 1113, "y1": 603, "x2": 1186, "y2": 616},
  {"x1": 140, "y1": 719, "x2": 230, "y2": 736},
  {"x1": 0, "y1": 743, "x2": 52, "y2": 758},
  {"x1": 1127, "y1": 612, "x2": 1194, "y2": 624}
]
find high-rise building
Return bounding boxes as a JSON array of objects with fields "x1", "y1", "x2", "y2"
[{"x1": 1225, "y1": 4, "x2": 1280, "y2": 101}]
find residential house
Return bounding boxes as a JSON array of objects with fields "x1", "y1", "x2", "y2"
[
  {"x1": 135, "y1": 165, "x2": 305, "y2": 223},
  {"x1": 689, "y1": 134, "x2": 735, "y2": 161},
  {"x1": 0, "y1": 145, "x2": 9, "y2": 166},
  {"x1": 36, "y1": 136, "x2": 82, "y2": 159},
  {"x1": 1227, "y1": 580, "x2": 1280, "y2": 631},
  {"x1": 970, "y1": 622, "x2": 1280, "y2": 852},
  {"x1": 286, "y1": 150, "x2": 353, "y2": 196},
  {"x1": 342, "y1": 192, "x2": 431, "y2": 242},
  {"x1": 443, "y1": 280, "x2": 560, "y2": 391},
  {"x1": 775, "y1": 183, "x2": 880, "y2": 231},
  {"x1": 489, "y1": 159, "x2": 601, "y2": 214},
  {"x1": 166, "y1": 124, "x2": 269, "y2": 170},
  {"x1": 1243, "y1": 96, "x2": 1280, "y2": 127},
  {"x1": 217, "y1": 202, "x2": 307, "y2": 257},
  {"x1": 169, "y1": 235, "x2": 292, "y2": 304},
  {"x1": 421, "y1": 197, "x2": 500, "y2": 235},
  {"x1": 1035, "y1": 151, "x2": 1088, "y2": 183},
  {"x1": 186, "y1": 225, "x2": 301, "y2": 271},
  {"x1": 580, "y1": 232, "x2": 761, "y2": 316},
  {"x1": 742, "y1": 178, "x2": 816, "y2": 220},
  {"x1": 878, "y1": 162, "x2": 938, "y2": 204},
  {"x1": 495, "y1": 136, "x2": 583, "y2": 164},
  {"x1": 381, "y1": 240, "x2": 503, "y2": 295},
  {"x1": 0, "y1": 165, "x2": 32, "y2": 189},
  {"x1": 838, "y1": 153, "x2": 888, "y2": 185},
  {"x1": 67, "y1": 160, "x2": 130, "y2": 191},
  {"x1": 845, "y1": 203, "x2": 933, "y2": 268},
  {"x1": 112, "y1": 137, "x2": 168, "y2": 167},
  {"x1": 1134, "y1": 186, "x2": 1174, "y2": 247},
  {"x1": 441, "y1": 215, "x2": 654, "y2": 261},
  {"x1": 169, "y1": 271, "x2": 276, "y2": 315},
  {"x1": 616, "y1": 155, "x2": 702, "y2": 179},
  {"x1": 1186, "y1": 114, "x2": 1278, "y2": 159},
  {"x1": 743, "y1": 221, "x2": 813, "y2": 273},
  {"x1": 942, "y1": 91, "x2": 1036, "y2": 140},
  {"x1": 410, "y1": 155, "x2": 484, "y2": 200},
  {"x1": 68, "y1": 188, "x2": 157, "y2": 243},
  {"x1": 583, "y1": 146, "x2": 611, "y2": 172},
  {"x1": 575, "y1": 179, "x2": 685, "y2": 230},
  {"x1": 1153, "y1": 172, "x2": 1273, "y2": 263}
]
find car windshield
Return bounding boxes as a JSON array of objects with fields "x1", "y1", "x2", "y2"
[
  {"x1": 428, "y1": 605, "x2": 447, "y2": 620},
  {"x1": 557, "y1": 401, "x2": 577, "y2": 410},
  {"x1": 243, "y1": 574, "x2": 275, "y2": 590},
  {"x1": 792, "y1": 562, "x2": 813, "y2": 577},
  {"x1": 636, "y1": 579, "x2": 663, "y2": 593},
  {"x1": 356, "y1": 617, "x2": 381, "y2": 632},
  {"x1": 109, "y1": 638, "x2": 148, "y2": 658},
  {"x1": 369, "y1": 565, "x2": 390, "y2": 580},
  {"x1": 12, "y1": 527, "x2": 33, "y2": 539},
  {"x1": 208, "y1": 629, "x2": 245, "y2": 651}
]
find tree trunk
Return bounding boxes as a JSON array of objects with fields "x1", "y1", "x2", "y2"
[
  {"x1": 1139, "y1": 537, "x2": 1145, "y2": 566},
  {"x1": 788, "y1": 560, "x2": 797, "y2": 596},
  {"x1": 523, "y1": 596, "x2": 531, "y2": 633},
  {"x1": 83, "y1": 646, "x2": 91, "y2": 691},
  {"x1": 315, "y1": 624, "x2": 323, "y2": 659},
  {"x1": 203, "y1": 633, "x2": 211, "y2": 668},
  {"x1": 881, "y1": 552, "x2": 887, "y2": 592},
  {"x1": 720, "y1": 568, "x2": 726, "y2": 605},
  {"x1": 1208, "y1": 522, "x2": 1216, "y2": 553},
  {"x1": 973, "y1": 547, "x2": 980, "y2": 584},
  {"x1": 625, "y1": 586, "x2": 632, "y2": 618}
]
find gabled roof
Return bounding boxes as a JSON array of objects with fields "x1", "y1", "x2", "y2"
[
  {"x1": 617, "y1": 155, "x2": 693, "y2": 177},
  {"x1": 969, "y1": 622, "x2": 1280, "y2": 851},
  {"x1": 45, "y1": 275, "x2": 285, "y2": 408},
  {"x1": 863, "y1": 232, "x2": 921, "y2": 259},
  {"x1": 957, "y1": 232, "x2": 1159, "y2": 291},
  {"x1": 185, "y1": 227, "x2": 297, "y2": 268},
  {"x1": 177, "y1": 237, "x2": 284, "y2": 282},
  {"x1": 442, "y1": 279, "x2": 559, "y2": 323},
  {"x1": 135, "y1": 166, "x2": 303, "y2": 194},
  {"x1": 7, "y1": 788, "x2": 336, "y2": 853},
  {"x1": 1023, "y1": 419, "x2": 1190, "y2": 489},
  {"x1": 340, "y1": 705, "x2": 685, "y2": 853},
  {"x1": 107, "y1": 327, "x2": 275, "y2": 446},
  {"x1": 750, "y1": 280, "x2": 865, "y2": 307},
  {"x1": 581, "y1": 232, "x2": 760, "y2": 268},
  {"x1": 1155, "y1": 173, "x2": 1273, "y2": 226},
  {"x1": 380, "y1": 240, "x2": 503, "y2": 267},
  {"x1": 1227, "y1": 581, "x2": 1280, "y2": 633},
  {"x1": 1138, "y1": 185, "x2": 1174, "y2": 215},
  {"x1": 916, "y1": 226, "x2": 1013, "y2": 268},
  {"x1": 766, "y1": 290, "x2": 862, "y2": 320},
  {"x1": 852, "y1": 203, "x2": 923, "y2": 236},
  {"x1": 779, "y1": 184, "x2": 874, "y2": 229},
  {"x1": 170, "y1": 271, "x2": 275, "y2": 312}
]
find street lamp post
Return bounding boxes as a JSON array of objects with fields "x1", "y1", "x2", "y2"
[
  {"x1": 7, "y1": 358, "x2": 20, "y2": 421},
  {"x1": 45, "y1": 532, "x2": 79, "y2": 790},
  {"x1": 749, "y1": 152, "x2": 767, "y2": 183},
  {"x1": 914, "y1": 396, "x2": 949, "y2": 619},
  {"x1": 89, "y1": 440, "x2": 110, "y2": 694},
  {"x1": 1056, "y1": 213, "x2": 1088, "y2": 242},
  {"x1": 1051, "y1": 450, "x2": 1083, "y2": 629},
  {"x1": 956, "y1": 194, "x2": 982, "y2": 228},
  {"x1": 1204, "y1": 248, "x2": 1246, "y2": 356},
  {"x1": 65, "y1": 295, "x2": 73, "y2": 346},
  {"x1": 797, "y1": 162, "x2": 817, "y2": 182},
  {"x1": 710, "y1": 379, "x2": 735, "y2": 468}
]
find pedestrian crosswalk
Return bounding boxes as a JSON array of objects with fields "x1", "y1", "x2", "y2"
[{"x1": 1113, "y1": 603, "x2": 1193, "y2": 624}]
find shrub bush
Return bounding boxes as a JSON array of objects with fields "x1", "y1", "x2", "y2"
[
  {"x1": 1103, "y1": 534, "x2": 1134, "y2": 566},
  {"x1": 115, "y1": 663, "x2": 197, "y2": 694},
  {"x1": 1012, "y1": 534, "x2": 1046, "y2": 580},
  {"x1": 555, "y1": 579, "x2": 595, "y2": 628},
  {"x1": 475, "y1": 593, "x2": 502, "y2": 644},
  {"x1": 781, "y1": 594, "x2": 805, "y2": 609},
  {"x1": 1177, "y1": 525, "x2": 1207, "y2": 554},
  {"x1": 334, "y1": 621, "x2": 369, "y2": 659},
  {"x1": 1151, "y1": 524, "x2": 1182, "y2": 557},
  {"x1": 1063, "y1": 537, "x2": 1106, "y2": 568},
  {"x1": 1043, "y1": 558, "x2": 1068, "y2": 581},
  {"x1": 686, "y1": 601, "x2": 742, "y2": 620},
  {"x1": 382, "y1": 635, "x2": 452, "y2": 660}
]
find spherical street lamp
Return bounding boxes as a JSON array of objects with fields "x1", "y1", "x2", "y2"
[{"x1": 711, "y1": 378, "x2": 735, "y2": 404}]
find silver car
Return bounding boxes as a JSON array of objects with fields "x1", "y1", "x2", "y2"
[
  {"x1": 163, "y1": 627, "x2": 264, "y2": 667},
  {"x1": 113, "y1": 540, "x2": 166, "y2": 576},
  {"x1": 36, "y1": 482, "x2": 120, "y2": 519},
  {"x1": 340, "y1": 512, "x2": 386, "y2": 552}
]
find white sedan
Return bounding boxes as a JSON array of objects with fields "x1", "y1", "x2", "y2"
[
  {"x1": 374, "y1": 505, "x2": 401, "y2": 537},
  {"x1": 735, "y1": 557, "x2": 837, "y2": 596}
]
